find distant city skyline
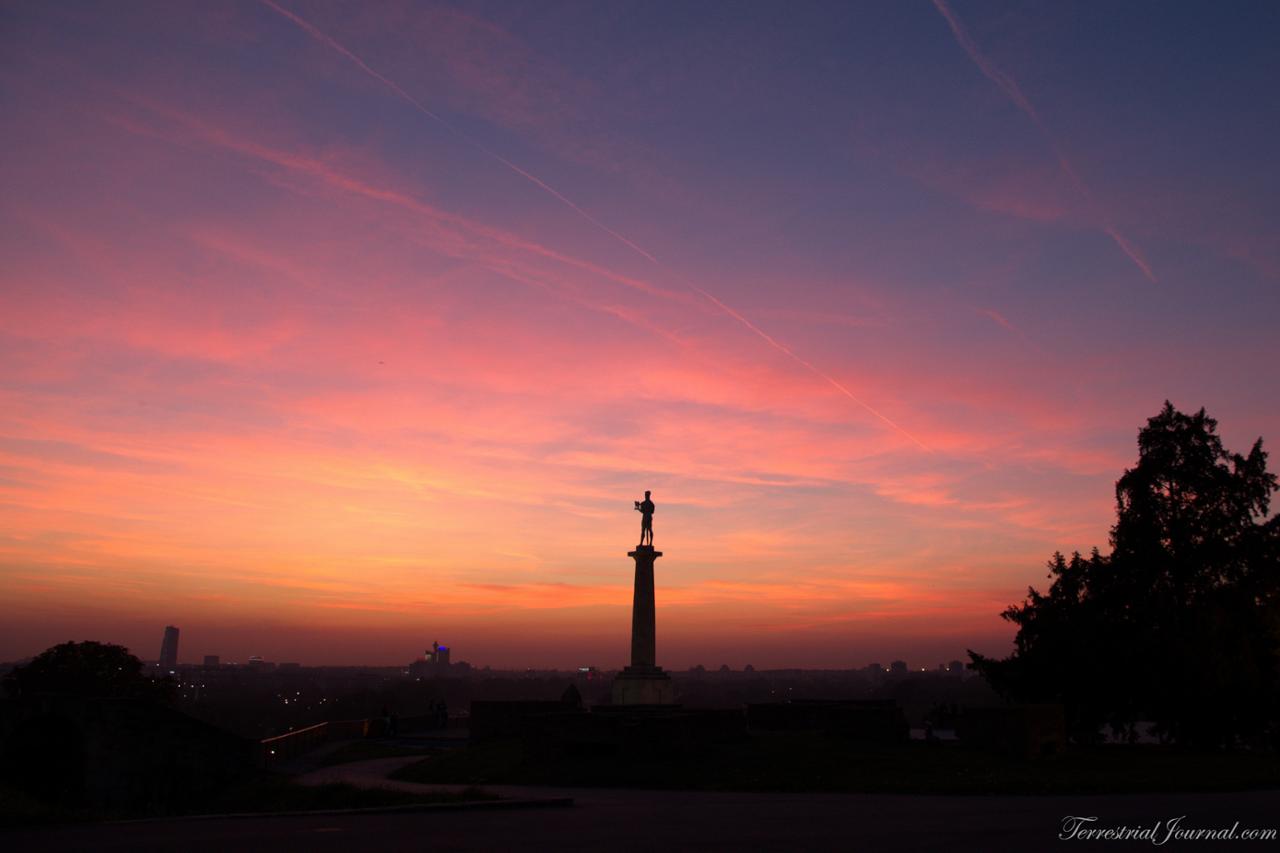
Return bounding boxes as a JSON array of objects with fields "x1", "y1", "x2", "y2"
[
  {"x1": 5, "y1": 622, "x2": 982, "y2": 673},
  {"x1": 3, "y1": 2, "x2": 1277, "y2": 667}
]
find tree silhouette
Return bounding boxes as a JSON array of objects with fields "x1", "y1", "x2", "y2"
[
  {"x1": 971, "y1": 402, "x2": 1280, "y2": 746},
  {"x1": 4, "y1": 640, "x2": 175, "y2": 702}
]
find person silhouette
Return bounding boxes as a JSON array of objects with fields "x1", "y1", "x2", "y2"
[{"x1": 635, "y1": 491, "x2": 655, "y2": 546}]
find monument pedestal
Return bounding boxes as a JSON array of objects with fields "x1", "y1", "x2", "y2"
[
  {"x1": 611, "y1": 665, "x2": 674, "y2": 705},
  {"x1": 612, "y1": 545, "x2": 674, "y2": 705}
]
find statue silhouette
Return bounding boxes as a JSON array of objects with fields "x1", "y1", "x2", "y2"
[{"x1": 634, "y1": 490, "x2": 655, "y2": 546}]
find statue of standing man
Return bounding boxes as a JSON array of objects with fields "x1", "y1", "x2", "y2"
[{"x1": 634, "y1": 490, "x2": 655, "y2": 547}]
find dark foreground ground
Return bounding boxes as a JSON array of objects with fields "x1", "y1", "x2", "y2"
[
  {"x1": 6, "y1": 787, "x2": 1278, "y2": 853},
  {"x1": 392, "y1": 735, "x2": 1280, "y2": 794}
]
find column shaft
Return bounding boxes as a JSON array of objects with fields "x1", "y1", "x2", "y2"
[{"x1": 627, "y1": 549, "x2": 660, "y2": 668}]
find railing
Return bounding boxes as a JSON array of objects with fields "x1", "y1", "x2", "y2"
[
  {"x1": 258, "y1": 713, "x2": 455, "y2": 766},
  {"x1": 259, "y1": 718, "x2": 373, "y2": 766}
]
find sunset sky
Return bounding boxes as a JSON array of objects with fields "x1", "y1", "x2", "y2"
[{"x1": 3, "y1": 1, "x2": 1278, "y2": 669}]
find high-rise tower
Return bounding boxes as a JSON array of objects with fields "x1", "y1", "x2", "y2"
[{"x1": 159, "y1": 625, "x2": 180, "y2": 671}]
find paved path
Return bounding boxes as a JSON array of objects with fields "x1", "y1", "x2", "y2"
[
  {"x1": 297, "y1": 754, "x2": 677, "y2": 803},
  {"x1": 9, "y1": 787, "x2": 1279, "y2": 852},
  {"x1": 297, "y1": 754, "x2": 600, "y2": 802},
  {"x1": 296, "y1": 754, "x2": 450, "y2": 791},
  {"x1": 8, "y1": 756, "x2": 1278, "y2": 851}
]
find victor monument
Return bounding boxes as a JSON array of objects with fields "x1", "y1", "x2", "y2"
[{"x1": 611, "y1": 491, "x2": 675, "y2": 705}]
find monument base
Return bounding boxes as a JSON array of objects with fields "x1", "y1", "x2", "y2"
[{"x1": 611, "y1": 665, "x2": 675, "y2": 705}]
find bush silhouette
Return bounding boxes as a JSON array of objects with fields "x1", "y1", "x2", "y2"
[{"x1": 4, "y1": 641, "x2": 174, "y2": 702}]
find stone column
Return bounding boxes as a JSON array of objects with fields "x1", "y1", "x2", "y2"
[
  {"x1": 612, "y1": 544, "x2": 675, "y2": 705},
  {"x1": 628, "y1": 546, "x2": 659, "y2": 668}
]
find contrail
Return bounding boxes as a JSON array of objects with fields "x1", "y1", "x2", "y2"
[
  {"x1": 259, "y1": 0, "x2": 658, "y2": 265},
  {"x1": 260, "y1": 0, "x2": 929, "y2": 451},
  {"x1": 691, "y1": 285, "x2": 931, "y2": 451},
  {"x1": 931, "y1": 0, "x2": 1157, "y2": 283}
]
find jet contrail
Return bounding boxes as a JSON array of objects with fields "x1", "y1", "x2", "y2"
[
  {"x1": 260, "y1": 0, "x2": 929, "y2": 451},
  {"x1": 259, "y1": 0, "x2": 658, "y2": 266},
  {"x1": 930, "y1": 0, "x2": 1157, "y2": 283},
  {"x1": 691, "y1": 285, "x2": 931, "y2": 451}
]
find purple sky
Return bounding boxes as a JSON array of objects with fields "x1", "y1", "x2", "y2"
[{"x1": 1, "y1": 0, "x2": 1277, "y2": 668}]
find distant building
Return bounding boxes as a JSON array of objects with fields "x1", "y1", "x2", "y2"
[
  {"x1": 247, "y1": 655, "x2": 275, "y2": 671},
  {"x1": 889, "y1": 660, "x2": 908, "y2": 674},
  {"x1": 277, "y1": 662, "x2": 301, "y2": 672},
  {"x1": 744, "y1": 664, "x2": 755, "y2": 673},
  {"x1": 410, "y1": 641, "x2": 457, "y2": 677},
  {"x1": 865, "y1": 662, "x2": 884, "y2": 674},
  {"x1": 202, "y1": 655, "x2": 220, "y2": 668},
  {"x1": 159, "y1": 626, "x2": 180, "y2": 671},
  {"x1": 427, "y1": 641, "x2": 450, "y2": 667}
]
